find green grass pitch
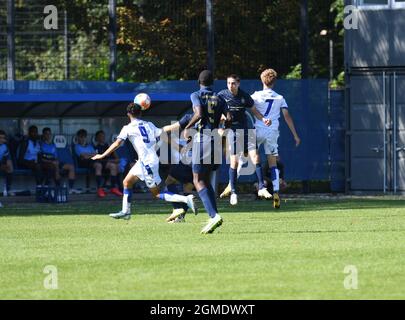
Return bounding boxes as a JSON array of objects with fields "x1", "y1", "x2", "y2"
[{"x1": 0, "y1": 197, "x2": 404, "y2": 299}]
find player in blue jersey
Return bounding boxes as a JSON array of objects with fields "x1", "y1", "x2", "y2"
[
  {"x1": 0, "y1": 130, "x2": 13, "y2": 195},
  {"x1": 74, "y1": 129, "x2": 109, "y2": 197},
  {"x1": 18, "y1": 125, "x2": 44, "y2": 187},
  {"x1": 40, "y1": 127, "x2": 76, "y2": 190},
  {"x1": 93, "y1": 130, "x2": 123, "y2": 197},
  {"x1": 183, "y1": 70, "x2": 231, "y2": 234},
  {"x1": 218, "y1": 74, "x2": 272, "y2": 205}
]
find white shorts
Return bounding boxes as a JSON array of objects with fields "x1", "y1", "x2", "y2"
[
  {"x1": 129, "y1": 161, "x2": 162, "y2": 188},
  {"x1": 256, "y1": 127, "x2": 279, "y2": 156}
]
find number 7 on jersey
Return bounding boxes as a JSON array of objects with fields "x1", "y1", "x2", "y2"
[{"x1": 264, "y1": 99, "x2": 274, "y2": 117}]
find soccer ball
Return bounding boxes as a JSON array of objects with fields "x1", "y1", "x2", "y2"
[{"x1": 134, "y1": 93, "x2": 151, "y2": 111}]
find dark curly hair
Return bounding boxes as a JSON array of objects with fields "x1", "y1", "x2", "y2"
[{"x1": 127, "y1": 102, "x2": 142, "y2": 117}]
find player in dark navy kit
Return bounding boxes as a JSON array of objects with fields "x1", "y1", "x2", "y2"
[
  {"x1": 183, "y1": 70, "x2": 231, "y2": 234},
  {"x1": 218, "y1": 74, "x2": 272, "y2": 205}
]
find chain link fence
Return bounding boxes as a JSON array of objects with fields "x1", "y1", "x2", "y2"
[
  {"x1": 0, "y1": 0, "x2": 330, "y2": 81},
  {"x1": 0, "y1": 0, "x2": 109, "y2": 80}
]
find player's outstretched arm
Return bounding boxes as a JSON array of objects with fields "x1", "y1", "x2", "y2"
[
  {"x1": 91, "y1": 139, "x2": 123, "y2": 160},
  {"x1": 282, "y1": 108, "x2": 301, "y2": 147},
  {"x1": 162, "y1": 122, "x2": 181, "y2": 133}
]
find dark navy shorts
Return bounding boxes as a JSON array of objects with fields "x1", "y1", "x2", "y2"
[
  {"x1": 191, "y1": 135, "x2": 220, "y2": 175},
  {"x1": 227, "y1": 127, "x2": 256, "y2": 155},
  {"x1": 169, "y1": 163, "x2": 193, "y2": 184}
]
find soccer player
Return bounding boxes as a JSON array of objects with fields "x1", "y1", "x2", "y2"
[
  {"x1": 74, "y1": 129, "x2": 108, "y2": 197},
  {"x1": 183, "y1": 70, "x2": 231, "y2": 234},
  {"x1": 93, "y1": 130, "x2": 123, "y2": 197},
  {"x1": 0, "y1": 130, "x2": 13, "y2": 195},
  {"x1": 18, "y1": 125, "x2": 44, "y2": 187},
  {"x1": 40, "y1": 127, "x2": 77, "y2": 191},
  {"x1": 218, "y1": 74, "x2": 272, "y2": 205},
  {"x1": 251, "y1": 68, "x2": 300, "y2": 209},
  {"x1": 91, "y1": 102, "x2": 196, "y2": 220}
]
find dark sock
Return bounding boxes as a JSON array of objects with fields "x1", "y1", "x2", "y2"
[
  {"x1": 111, "y1": 176, "x2": 117, "y2": 188},
  {"x1": 96, "y1": 175, "x2": 102, "y2": 188},
  {"x1": 35, "y1": 169, "x2": 42, "y2": 185},
  {"x1": 69, "y1": 179, "x2": 74, "y2": 189},
  {"x1": 5, "y1": 173, "x2": 12, "y2": 191},
  {"x1": 207, "y1": 184, "x2": 218, "y2": 213},
  {"x1": 256, "y1": 164, "x2": 265, "y2": 189},
  {"x1": 229, "y1": 167, "x2": 237, "y2": 193},
  {"x1": 198, "y1": 187, "x2": 217, "y2": 218}
]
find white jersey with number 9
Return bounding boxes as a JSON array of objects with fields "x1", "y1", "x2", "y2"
[
  {"x1": 117, "y1": 119, "x2": 163, "y2": 187},
  {"x1": 117, "y1": 118, "x2": 162, "y2": 166}
]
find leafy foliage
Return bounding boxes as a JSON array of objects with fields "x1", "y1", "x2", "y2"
[{"x1": 3, "y1": 0, "x2": 344, "y2": 81}]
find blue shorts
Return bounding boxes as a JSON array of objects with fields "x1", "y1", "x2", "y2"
[{"x1": 169, "y1": 163, "x2": 193, "y2": 184}]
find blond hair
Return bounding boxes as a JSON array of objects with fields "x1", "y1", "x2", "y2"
[{"x1": 260, "y1": 69, "x2": 278, "y2": 87}]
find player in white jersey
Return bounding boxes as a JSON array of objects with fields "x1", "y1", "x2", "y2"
[
  {"x1": 251, "y1": 68, "x2": 301, "y2": 209},
  {"x1": 91, "y1": 102, "x2": 196, "y2": 220}
]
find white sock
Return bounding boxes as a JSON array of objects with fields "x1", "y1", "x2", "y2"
[
  {"x1": 272, "y1": 168, "x2": 280, "y2": 193},
  {"x1": 122, "y1": 194, "x2": 131, "y2": 213},
  {"x1": 160, "y1": 192, "x2": 188, "y2": 203}
]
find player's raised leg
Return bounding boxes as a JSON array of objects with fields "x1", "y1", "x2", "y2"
[
  {"x1": 164, "y1": 178, "x2": 190, "y2": 223},
  {"x1": 150, "y1": 185, "x2": 196, "y2": 214}
]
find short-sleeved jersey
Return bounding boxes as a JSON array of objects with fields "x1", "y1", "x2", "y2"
[
  {"x1": 24, "y1": 139, "x2": 41, "y2": 161},
  {"x1": 190, "y1": 87, "x2": 227, "y2": 131},
  {"x1": 218, "y1": 88, "x2": 254, "y2": 129},
  {"x1": 251, "y1": 88, "x2": 288, "y2": 131},
  {"x1": 0, "y1": 143, "x2": 10, "y2": 161},
  {"x1": 74, "y1": 143, "x2": 96, "y2": 157},
  {"x1": 40, "y1": 141, "x2": 58, "y2": 160},
  {"x1": 117, "y1": 118, "x2": 162, "y2": 166}
]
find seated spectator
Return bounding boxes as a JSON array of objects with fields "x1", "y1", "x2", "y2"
[
  {"x1": 0, "y1": 130, "x2": 13, "y2": 195},
  {"x1": 40, "y1": 127, "x2": 78, "y2": 193},
  {"x1": 93, "y1": 130, "x2": 122, "y2": 197},
  {"x1": 74, "y1": 129, "x2": 105, "y2": 197},
  {"x1": 18, "y1": 125, "x2": 44, "y2": 187}
]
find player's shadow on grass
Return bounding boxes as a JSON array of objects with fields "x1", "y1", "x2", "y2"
[
  {"x1": 0, "y1": 200, "x2": 172, "y2": 216},
  {"x1": 217, "y1": 198, "x2": 405, "y2": 213},
  {"x1": 1, "y1": 198, "x2": 405, "y2": 217}
]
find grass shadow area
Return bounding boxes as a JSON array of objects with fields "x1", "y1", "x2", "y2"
[{"x1": 0, "y1": 197, "x2": 405, "y2": 217}]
